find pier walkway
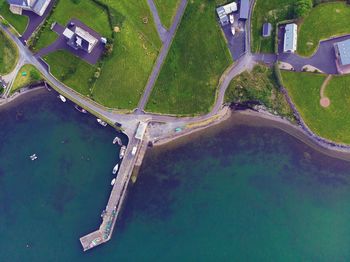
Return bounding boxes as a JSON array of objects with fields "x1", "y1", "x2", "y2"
[{"x1": 80, "y1": 126, "x2": 145, "y2": 251}]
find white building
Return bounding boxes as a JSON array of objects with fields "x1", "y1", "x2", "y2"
[
  {"x1": 216, "y1": 2, "x2": 237, "y2": 26},
  {"x1": 283, "y1": 23, "x2": 298, "y2": 53},
  {"x1": 7, "y1": 0, "x2": 52, "y2": 16}
]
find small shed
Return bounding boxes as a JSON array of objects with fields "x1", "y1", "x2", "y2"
[
  {"x1": 216, "y1": 6, "x2": 229, "y2": 26},
  {"x1": 239, "y1": 0, "x2": 249, "y2": 20},
  {"x1": 262, "y1": 23, "x2": 272, "y2": 37}
]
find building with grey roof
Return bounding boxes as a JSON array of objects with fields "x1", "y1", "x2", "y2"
[
  {"x1": 7, "y1": 0, "x2": 51, "y2": 16},
  {"x1": 216, "y1": 6, "x2": 229, "y2": 26},
  {"x1": 239, "y1": 0, "x2": 249, "y2": 20},
  {"x1": 283, "y1": 23, "x2": 297, "y2": 53},
  {"x1": 335, "y1": 39, "x2": 350, "y2": 66},
  {"x1": 262, "y1": 23, "x2": 271, "y2": 37}
]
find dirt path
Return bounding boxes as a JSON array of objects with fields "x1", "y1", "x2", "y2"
[{"x1": 320, "y1": 75, "x2": 332, "y2": 108}]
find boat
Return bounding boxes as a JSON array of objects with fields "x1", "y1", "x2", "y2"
[
  {"x1": 119, "y1": 145, "x2": 126, "y2": 159},
  {"x1": 112, "y1": 164, "x2": 119, "y2": 174},
  {"x1": 231, "y1": 25, "x2": 235, "y2": 36},
  {"x1": 97, "y1": 118, "x2": 107, "y2": 127},
  {"x1": 111, "y1": 178, "x2": 116, "y2": 186},
  {"x1": 74, "y1": 104, "x2": 87, "y2": 114},
  {"x1": 229, "y1": 14, "x2": 234, "y2": 24},
  {"x1": 29, "y1": 154, "x2": 37, "y2": 161},
  {"x1": 113, "y1": 136, "x2": 122, "y2": 145},
  {"x1": 58, "y1": 95, "x2": 66, "y2": 102}
]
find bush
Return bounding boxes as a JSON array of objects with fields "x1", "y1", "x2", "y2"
[{"x1": 295, "y1": 0, "x2": 313, "y2": 18}]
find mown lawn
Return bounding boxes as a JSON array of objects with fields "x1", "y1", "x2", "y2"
[
  {"x1": 44, "y1": 50, "x2": 96, "y2": 97},
  {"x1": 282, "y1": 71, "x2": 350, "y2": 144},
  {"x1": 297, "y1": 2, "x2": 350, "y2": 56},
  {"x1": 153, "y1": 0, "x2": 181, "y2": 29},
  {"x1": 0, "y1": 0, "x2": 28, "y2": 34},
  {"x1": 92, "y1": 0, "x2": 161, "y2": 109},
  {"x1": 225, "y1": 64, "x2": 293, "y2": 118},
  {"x1": 33, "y1": 0, "x2": 111, "y2": 51},
  {"x1": 251, "y1": 0, "x2": 295, "y2": 53},
  {"x1": 146, "y1": 0, "x2": 232, "y2": 115},
  {"x1": 11, "y1": 64, "x2": 42, "y2": 94},
  {"x1": 0, "y1": 28, "x2": 18, "y2": 74}
]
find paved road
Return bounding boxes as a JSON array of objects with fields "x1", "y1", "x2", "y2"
[
  {"x1": 146, "y1": 0, "x2": 168, "y2": 42},
  {"x1": 136, "y1": 0, "x2": 188, "y2": 112}
]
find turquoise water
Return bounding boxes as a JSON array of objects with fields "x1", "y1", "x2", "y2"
[{"x1": 2, "y1": 90, "x2": 350, "y2": 261}]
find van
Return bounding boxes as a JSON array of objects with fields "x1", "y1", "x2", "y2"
[{"x1": 131, "y1": 146, "x2": 137, "y2": 155}]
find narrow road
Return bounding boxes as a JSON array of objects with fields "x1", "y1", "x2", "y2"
[
  {"x1": 146, "y1": 0, "x2": 168, "y2": 42},
  {"x1": 136, "y1": 0, "x2": 188, "y2": 112}
]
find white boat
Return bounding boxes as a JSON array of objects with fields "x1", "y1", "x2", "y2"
[
  {"x1": 113, "y1": 136, "x2": 122, "y2": 145},
  {"x1": 229, "y1": 14, "x2": 234, "y2": 24},
  {"x1": 112, "y1": 164, "x2": 119, "y2": 174},
  {"x1": 231, "y1": 25, "x2": 235, "y2": 36},
  {"x1": 59, "y1": 95, "x2": 66, "y2": 102},
  {"x1": 97, "y1": 118, "x2": 107, "y2": 127},
  {"x1": 119, "y1": 145, "x2": 126, "y2": 159},
  {"x1": 74, "y1": 105, "x2": 87, "y2": 114},
  {"x1": 111, "y1": 178, "x2": 116, "y2": 186},
  {"x1": 29, "y1": 154, "x2": 38, "y2": 161}
]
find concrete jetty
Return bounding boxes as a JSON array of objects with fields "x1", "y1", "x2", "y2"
[{"x1": 79, "y1": 122, "x2": 148, "y2": 251}]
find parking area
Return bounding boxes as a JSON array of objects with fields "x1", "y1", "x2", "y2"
[
  {"x1": 221, "y1": 12, "x2": 246, "y2": 60},
  {"x1": 35, "y1": 18, "x2": 104, "y2": 65},
  {"x1": 277, "y1": 25, "x2": 350, "y2": 74}
]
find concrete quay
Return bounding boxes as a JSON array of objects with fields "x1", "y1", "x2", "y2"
[{"x1": 80, "y1": 122, "x2": 148, "y2": 251}]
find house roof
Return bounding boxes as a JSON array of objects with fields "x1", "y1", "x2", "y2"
[
  {"x1": 239, "y1": 0, "x2": 249, "y2": 19},
  {"x1": 337, "y1": 39, "x2": 350, "y2": 66},
  {"x1": 262, "y1": 23, "x2": 271, "y2": 37},
  {"x1": 283, "y1": 23, "x2": 297, "y2": 52},
  {"x1": 7, "y1": 0, "x2": 49, "y2": 14},
  {"x1": 7, "y1": 0, "x2": 30, "y2": 6},
  {"x1": 216, "y1": 6, "x2": 229, "y2": 25}
]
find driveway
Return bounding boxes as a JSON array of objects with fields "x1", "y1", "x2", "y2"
[
  {"x1": 220, "y1": 13, "x2": 246, "y2": 60},
  {"x1": 278, "y1": 25, "x2": 350, "y2": 74},
  {"x1": 19, "y1": 0, "x2": 56, "y2": 43}
]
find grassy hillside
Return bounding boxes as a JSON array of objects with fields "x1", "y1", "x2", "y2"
[
  {"x1": 0, "y1": 28, "x2": 18, "y2": 74},
  {"x1": 146, "y1": 0, "x2": 232, "y2": 115},
  {"x1": 153, "y1": 0, "x2": 181, "y2": 29},
  {"x1": 0, "y1": 0, "x2": 28, "y2": 34}
]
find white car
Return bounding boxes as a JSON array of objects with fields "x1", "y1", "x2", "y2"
[{"x1": 131, "y1": 146, "x2": 137, "y2": 156}]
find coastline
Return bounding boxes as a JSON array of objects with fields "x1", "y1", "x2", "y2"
[{"x1": 153, "y1": 107, "x2": 350, "y2": 161}]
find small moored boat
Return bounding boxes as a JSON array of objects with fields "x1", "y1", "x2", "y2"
[
  {"x1": 59, "y1": 95, "x2": 66, "y2": 102},
  {"x1": 111, "y1": 178, "x2": 116, "y2": 186},
  {"x1": 97, "y1": 118, "x2": 107, "y2": 127},
  {"x1": 113, "y1": 136, "x2": 122, "y2": 145},
  {"x1": 29, "y1": 154, "x2": 38, "y2": 161},
  {"x1": 229, "y1": 14, "x2": 234, "y2": 24},
  {"x1": 74, "y1": 105, "x2": 87, "y2": 114},
  {"x1": 112, "y1": 164, "x2": 119, "y2": 174},
  {"x1": 231, "y1": 25, "x2": 235, "y2": 36}
]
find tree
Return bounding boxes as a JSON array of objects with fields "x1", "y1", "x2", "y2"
[{"x1": 294, "y1": 0, "x2": 313, "y2": 18}]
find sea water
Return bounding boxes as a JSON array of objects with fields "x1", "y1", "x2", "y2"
[{"x1": 1, "y1": 90, "x2": 350, "y2": 261}]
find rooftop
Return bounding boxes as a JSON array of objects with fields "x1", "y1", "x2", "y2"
[
  {"x1": 239, "y1": 0, "x2": 249, "y2": 19},
  {"x1": 337, "y1": 39, "x2": 350, "y2": 66},
  {"x1": 284, "y1": 23, "x2": 297, "y2": 52}
]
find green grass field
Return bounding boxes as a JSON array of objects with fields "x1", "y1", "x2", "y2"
[
  {"x1": 40, "y1": 0, "x2": 161, "y2": 110},
  {"x1": 44, "y1": 50, "x2": 96, "y2": 97},
  {"x1": 0, "y1": 0, "x2": 28, "y2": 34},
  {"x1": 297, "y1": 2, "x2": 350, "y2": 56},
  {"x1": 282, "y1": 71, "x2": 350, "y2": 144},
  {"x1": 0, "y1": 28, "x2": 18, "y2": 74},
  {"x1": 251, "y1": 0, "x2": 295, "y2": 53},
  {"x1": 33, "y1": 0, "x2": 111, "y2": 51},
  {"x1": 146, "y1": 0, "x2": 232, "y2": 115},
  {"x1": 225, "y1": 64, "x2": 293, "y2": 118},
  {"x1": 11, "y1": 64, "x2": 42, "y2": 94},
  {"x1": 153, "y1": 0, "x2": 181, "y2": 29}
]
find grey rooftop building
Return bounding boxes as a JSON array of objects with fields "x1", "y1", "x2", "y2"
[
  {"x1": 262, "y1": 23, "x2": 272, "y2": 37},
  {"x1": 7, "y1": 0, "x2": 52, "y2": 16},
  {"x1": 239, "y1": 0, "x2": 249, "y2": 20},
  {"x1": 335, "y1": 39, "x2": 350, "y2": 66}
]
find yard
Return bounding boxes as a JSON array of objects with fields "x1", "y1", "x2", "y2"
[
  {"x1": 146, "y1": 0, "x2": 232, "y2": 115},
  {"x1": 40, "y1": 0, "x2": 161, "y2": 110},
  {"x1": 297, "y1": 2, "x2": 350, "y2": 56},
  {"x1": 251, "y1": 0, "x2": 295, "y2": 53},
  {"x1": 32, "y1": 0, "x2": 111, "y2": 52},
  {"x1": 0, "y1": 0, "x2": 28, "y2": 34},
  {"x1": 153, "y1": 0, "x2": 181, "y2": 29},
  {"x1": 282, "y1": 70, "x2": 350, "y2": 144},
  {"x1": 225, "y1": 64, "x2": 293, "y2": 119},
  {"x1": 44, "y1": 50, "x2": 96, "y2": 97},
  {"x1": 11, "y1": 64, "x2": 42, "y2": 94},
  {"x1": 0, "y1": 28, "x2": 18, "y2": 74}
]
